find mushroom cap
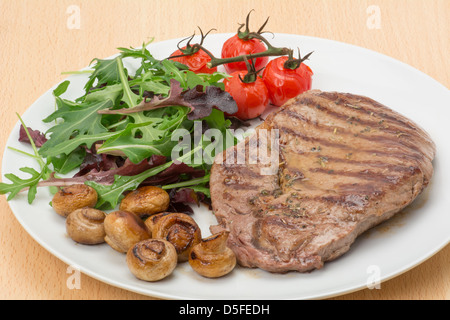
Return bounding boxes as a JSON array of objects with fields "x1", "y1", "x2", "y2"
[
  {"x1": 119, "y1": 186, "x2": 170, "y2": 218},
  {"x1": 189, "y1": 231, "x2": 236, "y2": 278},
  {"x1": 52, "y1": 184, "x2": 98, "y2": 217},
  {"x1": 144, "y1": 212, "x2": 172, "y2": 234},
  {"x1": 126, "y1": 239, "x2": 177, "y2": 281},
  {"x1": 104, "y1": 210, "x2": 151, "y2": 253},
  {"x1": 152, "y1": 213, "x2": 202, "y2": 262},
  {"x1": 66, "y1": 207, "x2": 106, "y2": 245}
]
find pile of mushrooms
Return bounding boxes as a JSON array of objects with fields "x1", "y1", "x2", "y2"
[{"x1": 52, "y1": 184, "x2": 237, "y2": 282}]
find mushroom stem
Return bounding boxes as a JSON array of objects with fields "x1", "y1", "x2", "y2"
[
  {"x1": 188, "y1": 231, "x2": 236, "y2": 278},
  {"x1": 199, "y1": 230, "x2": 230, "y2": 253}
]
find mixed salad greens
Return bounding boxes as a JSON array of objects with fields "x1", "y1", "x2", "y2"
[
  {"x1": 0, "y1": 41, "x2": 239, "y2": 212},
  {"x1": 1, "y1": 11, "x2": 314, "y2": 213}
]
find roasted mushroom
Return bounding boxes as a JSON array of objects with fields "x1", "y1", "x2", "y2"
[
  {"x1": 189, "y1": 231, "x2": 236, "y2": 278},
  {"x1": 119, "y1": 186, "x2": 170, "y2": 218},
  {"x1": 103, "y1": 210, "x2": 151, "y2": 253},
  {"x1": 126, "y1": 239, "x2": 177, "y2": 282},
  {"x1": 152, "y1": 212, "x2": 202, "y2": 262},
  {"x1": 143, "y1": 212, "x2": 172, "y2": 234},
  {"x1": 52, "y1": 184, "x2": 98, "y2": 217},
  {"x1": 65, "y1": 207, "x2": 106, "y2": 245}
]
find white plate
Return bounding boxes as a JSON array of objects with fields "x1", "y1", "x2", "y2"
[{"x1": 2, "y1": 34, "x2": 450, "y2": 300}]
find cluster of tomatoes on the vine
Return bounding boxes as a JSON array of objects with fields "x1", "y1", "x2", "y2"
[{"x1": 169, "y1": 12, "x2": 313, "y2": 121}]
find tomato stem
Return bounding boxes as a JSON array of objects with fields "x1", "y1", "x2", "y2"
[
  {"x1": 238, "y1": 56, "x2": 264, "y2": 83},
  {"x1": 170, "y1": 27, "x2": 216, "y2": 58},
  {"x1": 283, "y1": 48, "x2": 314, "y2": 70},
  {"x1": 205, "y1": 45, "x2": 292, "y2": 69},
  {"x1": 237, "y1": 10, "x2": 270, "y2": 41}
]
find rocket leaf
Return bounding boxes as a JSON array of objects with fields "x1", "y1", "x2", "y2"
[
  {"x1": 38, "y1": 98, "x2": 112, "y2": 156},
  {"x1": 0, "y1": 167, "x2": 46, "y2": 204},
  {"x1": 84, "y1": 58, "x2": 122, "y2": 93}
]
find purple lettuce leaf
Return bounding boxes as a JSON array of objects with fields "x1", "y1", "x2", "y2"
[
  {"x1": 19, "y1": 125, "x2": 47, "y2": 147},
  {"x1": 141, "y1": 161, "x2": 205, "y2": 186}
]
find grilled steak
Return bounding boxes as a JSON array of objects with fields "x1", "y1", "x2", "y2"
[{"x1": 209, "y1": 90, "x2": 436, "y2": 273}]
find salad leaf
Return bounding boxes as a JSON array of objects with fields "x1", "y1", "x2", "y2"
[
  {"x1": 116, "y1": 56, "x2": 140, "y2": 108},
  {"x1": 98, "y1": 106, "x2": 191, "y2": 163},
  {"x1": 0, "y1": 167, "x2": 46, "y2": 203},
  {"x1": 98, "y1": 79, "x2": 238, "y2": 120},
  {"x1": 37, "y1": 155, "x2": 167, "y2": 188},
  {"x1": 74, "y1": 150, "x2": 121, "y2": 178},
  {"x1": 142, "y1": 161, "x2": 206, "y2": 186},
  {"x1": 0, "y1": 114, "x2": 54, "y2": 203},
  {"x1": 38, "y1": 98, "x2": 112, "y2": 156},
  {"x1": 49, "y1": 147, "x2": 86, "y2": 175},
  {"x1": 170, "y1": 188, "x2": 203, "y2": 206},
  {"x1": 40, "y1": 131, "x2": 117, "y2": 158},
  {"x1": 84, "y1": 58, "x2": 122, "y2": 93},
  {"x1": 86, "y1": 159, "x2": 173, "y2": 210},
  {"x1": 183, "y1": 85, "x2": 238, "y2": 120},
  {"x1": 97, "y1": 122, "x2": 174, "y2": 163},
  {"x1": 83, "y1": 83, "x2": 123, "y2": 104},
  {"x1": 19, "y1": 125, "x2": 47, "y2": 147},
  {"x1": 1, "y1": 41, "x2": 240, "y2": 210},
  {"x1": 137, "y1": 80, "x2": 170, "y2": 96},
  {"x1": 117, "y1": 40, "x2": 177, "y2": 77},
  {"x1": 53, "y1": 80, "x2": 70, "y2": 97}
]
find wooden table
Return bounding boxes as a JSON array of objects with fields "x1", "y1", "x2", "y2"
[{"x1": 0, "y1": 0, "x2": 449, "y2": 300}]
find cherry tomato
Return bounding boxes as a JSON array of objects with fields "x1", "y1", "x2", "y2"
[
  {"x1": 221, "y1": 34, "x2": 268, "y2": 74},
  {"x1": 224, "y1": 71, "x2": 269, "y2": 120},
  {"x1": 262, "y1": 56, "x2": 313, "y2": 107},
  {"x1": 170, "y1": 46, "x2": 217, "y2": 74}
]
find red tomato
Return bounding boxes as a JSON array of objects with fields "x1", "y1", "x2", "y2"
[
  {"x1": 221, "y1": 34, "x2": 268, "y2": 74},
  {"x1": 262, "y1": 56, "x2": 313, "y2": 107},
  {"x1": 170, "y1": 46, "x2": 217, "y2": 74},
  {"x1": 224, "y1": 71, "x2": 269, "y2": 120}
]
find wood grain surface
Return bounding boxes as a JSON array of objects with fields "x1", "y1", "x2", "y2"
[{"x1": 0, "y1": 0, "x2": 449, "y2": 300}]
